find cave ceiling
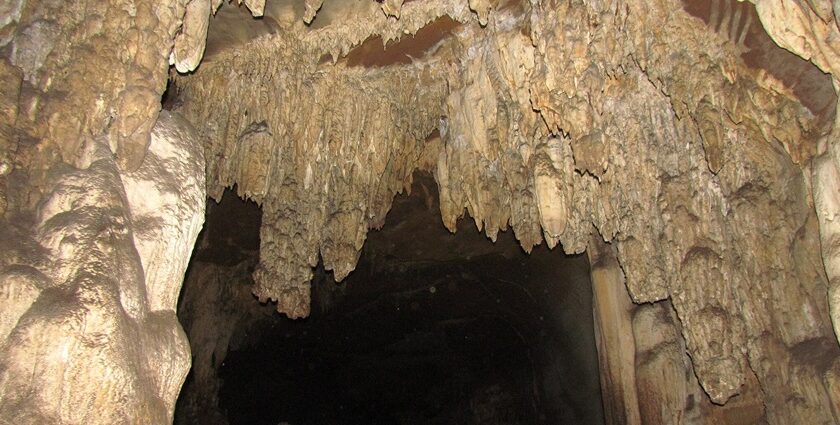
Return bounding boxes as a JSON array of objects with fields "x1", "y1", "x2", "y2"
[
  {"x1": 158, "y1": 0, "x2": 840, "y2": 411},
  {"x1": 2, "y1": 0, "x2": 840, "y2": 422}
]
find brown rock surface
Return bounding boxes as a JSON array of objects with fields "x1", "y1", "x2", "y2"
[
  {"x1": 172, "y1": 0, "x2": 840, "y2": 422},
  {"x1": 0, "y1": 0, "x2": 839, "y2": 423}
]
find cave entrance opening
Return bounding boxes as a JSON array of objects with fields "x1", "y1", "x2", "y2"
[{"x1": 174, "y1": 172, "x2": 604, "y2": 425}]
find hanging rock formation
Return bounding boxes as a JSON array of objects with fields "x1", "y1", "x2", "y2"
[
  {"x1": 0, "y1": 0, "x2": 839, "y2": 423},
  {"x1": 171, "y1": 0, "x2": 840, "y2": 422}
]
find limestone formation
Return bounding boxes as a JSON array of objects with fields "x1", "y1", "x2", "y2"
[
  {"x1": 4, "y1": 0, "x2": 189, "y2": 172},
  {"x1": 173, "y1": 0, "x2": 266, "y2": 73},
  {"x1": 0, "y1": 113, "x2": 204, "y2": 423},
  {"x1": 176, "y1": 260, "x2": 270, "y2": 424},
  {"x1": 381, "y1": 0, "x2": 404, "y2": 19},
  {"x1": 0, "y1": 0, "x2": 839, "y2": 423},
  {"x1": 171, "y1": 0, "x2": 840, "y2": 422},
  {"x1": 173, "y1": 0, "x2": 213, "y2": 73},
  {"x1": 123, "y1": 111, "x2": 206, "y2": 313}
]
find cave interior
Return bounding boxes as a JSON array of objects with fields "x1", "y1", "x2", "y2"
[
  {"x1": 175, "y1": 174, "x2": 603, "y2": 425},
  {"x1": 2, "y1": 0, "x2": 840, "y2": 424}
]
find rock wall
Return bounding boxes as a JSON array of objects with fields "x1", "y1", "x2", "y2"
[
  {"x1": 589, "y1": 237, "x2": 768, "y2": 424},
  {"x1": 0, "y1": 112, "x2": 205, "y2": 423},
  {"x1": 175, "y1": 260, "x2": 268, "y2": 424},
  {"x1": 0, "y1": 0, "x2": 209, "y2": 421},
  {"x1": 1, "y1": 0, "x2": 189, "y2": 171},
  {"x1": 173, "y1": 190, "x2": 270, "y2": 424},
  {"x1": 758, "y1": 0, "x2": 840, "y2": 375}
]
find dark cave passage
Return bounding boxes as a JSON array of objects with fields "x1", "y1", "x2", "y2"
[{"x1": 175, "y1": 173, "x2": 604, "y2": 425}]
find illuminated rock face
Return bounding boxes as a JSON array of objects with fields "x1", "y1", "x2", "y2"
[
  {"x1": 1, "y1": 0, "x2": 840, "y2": 424},
  {"x1": 0, "y1": 112, "x2": 204, "y2": 423}
]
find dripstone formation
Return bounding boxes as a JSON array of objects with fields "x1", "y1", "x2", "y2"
[{"x1": 1, "y1": 0, "x2": 840, "y2": 424}]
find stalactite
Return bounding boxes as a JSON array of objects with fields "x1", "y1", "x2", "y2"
[
  {"x1": 1, "y1": 0, "x2": 840, "y2": 423},
  {"x1": 173, "y1": 0, "x2": 839, "y2": 422}
]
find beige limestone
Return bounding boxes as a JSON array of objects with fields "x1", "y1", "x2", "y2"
[
  {"x1": 590, "y1": 238, "x2": 769, "y2": 424},
  {"x1": 755, "y1": 0, "x2": 840, "y2": 77},
  {"x1": 303, "y1": 0, "x2": 324, "y2": 24},
  {"x1": 173, "y1": 0, "x2": 268, "y2": 73},
  {"x1": 0, "y1": 112, "x2": 203, "y2": 423},
  {"x1": 588, "y1": 238, "x2": 640, "y2": 425},
  {"x1": 815, "y1": 115, "x2": 840, "y2": 350},
  {"x1": 124, "y1": 111, "x2": 206, "y2": 313},
  {"x1": 750, "y1": 0, "x2": 840, "y2": 350},
  {"x1": 172, "y1": 0, "x2": 839, "y2": 422},
  {"x1": 0, "y1": 0, "x2": 23, "y2": 45},
  {"x1": 468, "y1": 0, "x2": 493, "y2": 25},
  {"x1": 7, "y1": 0, "x2": 188, "y2": 171},
  {"x1": 173, "y1": 0, "x2": 212, "y2": 73},
  {"x1": 381, "y1": 0, "x2": 405, "y2": 19},
  {"x1": 0, "y1": 0, "x2": 839, "y2": 424},
  {"x1": 240, "y1": 0, "x2": 266, "y2": 16}
]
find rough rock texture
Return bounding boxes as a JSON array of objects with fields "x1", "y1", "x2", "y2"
[
  {"x1": 0, "y1": 59, "x2": 21, "y2": 218},
  {"x1": 0, "y1": 0, "x2": 212, "y2": 420},
  {"x1": 755, "y1": 0, "x2": 840, "y2": 78},
  {"x1": 0, "y1": 0, "x2": 838, "y2": 424},
  {"x1": 177, "y1": 21, "x2": 452, "y2": 317},
  {"x1": 173, "y1": 191, "x2": 270, "y2": 424},
  {"x1": 124, "y1": 111, "x2": 206, "y2": 312},
  {"x1": 176, "y1": 260, "x2": 269, "y2": 424},
  {"x1": 752, "y1": 1, "x2": 840, "y2": 412},
  {"x1": 756, "y1": 0, "x2": 840, "y2": 355},
  {"x1": 589, "y1": 238, "x2": 767, "y2": 424},
  {"x1": 588, "y1": 238, "x2": 640, "y2": 424},
  {"x1": 0, "y1": 113, "x2": 204, "y2": 423},
  {"x1": 4, "y1": 0, "x2": 190, "y2": 172},
  {"x1": 172, "y1": 0, "x2": 840, "y2": 423},
  {"x1": 816, "y1": 116, "x2": 840, "y2": 349},
  {"x1": 172, "y1": 0, "x2": 266, "y2": 73}
]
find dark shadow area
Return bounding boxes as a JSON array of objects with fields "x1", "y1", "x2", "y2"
[
  {"x1": 342, "y1": 16, "x2": 461, "y2": 68},
  {"x1": 175, "y1": 173, "x2": 604, "y2": 425}
]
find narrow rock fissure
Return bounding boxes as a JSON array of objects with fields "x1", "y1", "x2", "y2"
[{"x1": 174, "y1": 174, "x2": 604, "y2": 425}]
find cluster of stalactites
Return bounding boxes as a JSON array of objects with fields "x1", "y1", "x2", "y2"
[
  {"x1": 171, "y1": 0, "x2": 499, "y2": 73},
  {"x1": 173, "y1": 0, "x2": 266, "y2": 73},
  {"x1": 176, "y1": 28, "x2": 449, "y2": 317},
  {"x1": 176, "y1": 1, "x2": 840, "y2": 421}
]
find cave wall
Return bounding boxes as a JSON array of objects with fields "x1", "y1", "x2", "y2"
[
  {"x1": 0, "y1": 0, "x2": 839, "y2": 424},
  {"x1": 0, "y1": 111, "x2": 205, "y2": 422},
  {"x1": 589, "y1": 238, "x2": 770, "y2": 424},
  {"x1": 0, "y1": 0, "x2": 212, "y2": 421},
  {"x1": 173, "y1": 190, "x2": 270, "y2": 424}
]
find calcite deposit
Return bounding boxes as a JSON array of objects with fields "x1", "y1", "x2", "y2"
[
  {"x1": 0, "y1": 113, "x2": 204, "y2": 423},
  {"x1": 0, "y1": 0, "x2": 840, "y2": 423}
]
